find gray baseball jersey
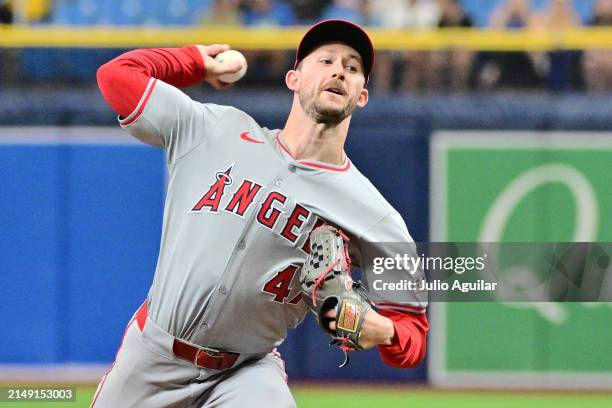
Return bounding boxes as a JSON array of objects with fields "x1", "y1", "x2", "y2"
[{"x1": 121, "y1": 77, "x2": 427, "y2": 355}]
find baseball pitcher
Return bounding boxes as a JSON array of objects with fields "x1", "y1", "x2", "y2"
[{"x1": 92, "y1": 19, "x2": 428, "y2": 408}]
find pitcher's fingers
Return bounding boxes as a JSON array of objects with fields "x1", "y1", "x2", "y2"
[
  {"x1": 205, "y1": 44, "x2": 230, "y2": 57},
  {"x1": 323, "y1": 309, "x2": 336, "y2": 319},
  {"x1": 209, "y1": 60, "x2": 243, "y2": 75},
  {"x1": 323, "y1": 308, "x2": 337, "y2": 330},
  {"x1": 221, "y1": 61, "x2": 244, "y2": 74},
  {"x1": 217, "y1": 81, "x2": 233, "y2": 90},
  {"x1": 209, "y1": 78, "x2": 233, "y2": 90}
]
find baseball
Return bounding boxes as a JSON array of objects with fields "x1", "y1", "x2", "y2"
[{"x1": 215, "y1": 50, "x2": 248, "y2": 83}]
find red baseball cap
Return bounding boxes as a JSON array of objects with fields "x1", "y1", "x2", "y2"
[{"x1": 294, "y1": 19, "x2": 375, "y2": 85}]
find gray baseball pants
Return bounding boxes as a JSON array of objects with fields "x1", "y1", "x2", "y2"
[{"x1": 90, "y1": 306, "x2": 296, "y2": 408}]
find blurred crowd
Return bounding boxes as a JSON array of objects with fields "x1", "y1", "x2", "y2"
[{"x1": 1, "y1": 0, "x2": 612, "y2": 92}]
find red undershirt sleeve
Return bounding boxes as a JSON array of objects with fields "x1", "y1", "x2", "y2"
[
  {"x1": 377, "y1": 309, "x2": 429, "y2": 369},
  {"x1": 96, "y1": 46, "x2": 206, "y2": 118}
]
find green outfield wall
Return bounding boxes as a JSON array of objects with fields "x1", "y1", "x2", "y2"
[{"x1": 429, "y1": 131, "x2": 612, "y2": 389}]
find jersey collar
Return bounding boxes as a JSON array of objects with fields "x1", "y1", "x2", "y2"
[{"x1": 275, "y1": 131, "x2": 351, "y2": 173}]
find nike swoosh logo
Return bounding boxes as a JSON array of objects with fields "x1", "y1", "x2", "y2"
[{"x1": 240, "y1": 131, "x2": 264, "y2": 144}]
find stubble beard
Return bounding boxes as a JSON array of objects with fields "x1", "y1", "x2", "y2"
[{"x1": 300, "y1": 90, "x2": 357, "y2": 125}]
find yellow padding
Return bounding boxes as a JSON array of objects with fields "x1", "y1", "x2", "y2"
[{"x1": 2, "y1": 26, "x2": 612, "y2": 50}]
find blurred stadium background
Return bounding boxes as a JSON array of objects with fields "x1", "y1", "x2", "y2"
[{"x1": 2, "y1": 0, "x2": 612, "y2": 407}]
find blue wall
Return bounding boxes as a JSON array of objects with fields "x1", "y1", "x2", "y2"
[
  {"x1": 1, "y1": 142, "x2": 165, "y2": 364},
  {"x1": 0, "y1": 124, "x2": 429, "y2": 381}
]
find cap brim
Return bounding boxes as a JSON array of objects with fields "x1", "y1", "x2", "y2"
[{"x1": 295, "y1": 19, "x2": 374, "y2": 85}]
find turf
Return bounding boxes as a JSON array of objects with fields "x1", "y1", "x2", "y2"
[
  {"x1": 292, "y1": 388, "x2": 612, "y2": 408},
  {"x1": 1, "y1": 386, "x2": 611, "y2": 408}
]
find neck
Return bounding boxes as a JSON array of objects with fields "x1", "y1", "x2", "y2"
[{"x1": 281, "y1": 98, "x2": 351, "y2": 165}]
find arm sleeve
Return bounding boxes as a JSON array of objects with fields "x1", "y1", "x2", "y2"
[
  {"x1": 97, "y1": 46, "x2": 206, "y2": 120},
  {"x1": 377, "y1": 310, "x2": 429, "y2": 368},
  {"x1": 96, "y1": 46, "x2": 232, "y2": 163}
]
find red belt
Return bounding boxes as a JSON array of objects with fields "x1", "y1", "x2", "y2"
[
  {"x1": 172, "y1": 340, "x2": 239, "y2": 370},
  {"x1": 135, "y1": 301, "x2": 239, "y2": 370}
]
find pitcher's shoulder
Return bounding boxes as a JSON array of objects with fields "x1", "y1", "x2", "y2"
[
  {"x1": 193, "y1": 103, "x2": 275, "y2": 141},
  {"x1": 346, "y1": 162, "x2": 398, "y2": 216},
  {"x1": 195, "y1": 103, "x2": 259, "y2": 125}
]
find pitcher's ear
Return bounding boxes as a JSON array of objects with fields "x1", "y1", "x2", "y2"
[
  {"x1": 357, "y1": 88, "x2": 369, "y2": 108},
  {"x1": 286, "y1": 70, "x2": 299, "y2": 91}
]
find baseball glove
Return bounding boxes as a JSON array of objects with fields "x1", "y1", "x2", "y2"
[{"x1": 300, "y1": 225, "x2": 372, "y2": 367}]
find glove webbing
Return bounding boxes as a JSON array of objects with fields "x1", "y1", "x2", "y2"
[{"x1": 311, "y1": 229, "x2": 351, "y2": 308}]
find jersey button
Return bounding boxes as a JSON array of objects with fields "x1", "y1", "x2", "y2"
[
  {"x1": 201, "y1": 323, "x2": 208, "y2": 331},
  {"x1": 219, "y1": 285, "x2": 227, "y2": 295},
  {"x1": 288, "y1": 165, "x2": 296, "y2": 173},
  {"x1": 238, "y1": 240, "x2": 246, "y2": 250},
  {"x1": 274, "y1": 178, "x2": 283, "y2": 187}
]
